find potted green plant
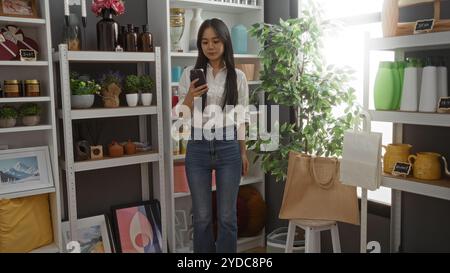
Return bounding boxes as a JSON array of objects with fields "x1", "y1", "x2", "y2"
[
  {"x1": 70, "y1": 73, "x2": 101, "y2": 109},
  {"x1": 0, "y1": 106, "x2": 18, "y2": 128},
  {"x1": 248, "y1": 1, "x2": 360, "y2": 182},
  {"x1": 19, "y1": 103, "x2": 42, "y2": 126},
  {"x1": 99, "y1": 71, "x2": 123, "y2": 108},
  {"x1": 139, "y1": 75, "x2": 154, "y2": 106},
  {"x1": 124, "y1": 75, "x2": 140, "y2": 107}
]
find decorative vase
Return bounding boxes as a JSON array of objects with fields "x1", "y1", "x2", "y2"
[
  {"x1": 125, "y1": 140, "x2": 137, "y2": 155},
  {"x1": 97, "y1": 9, "x2": 119, "y2": 51},
  {"x1": 189, "y1": 8, "x2": 203, "y2": 51},
  {"x1": 22, "y1": 115, "x2": 40, "y2": 126},
  {"x1": 126, "y1": 93, "x2": 139, "y2": 107},
  {"x1": 408, "y1": 152, "x2": 443, "y2": 180},
  {"x1": 170, "y1": 8, "x2": 185, "y2": 52},
  {"x1": 231, "y1": 24, "x2": 248, "y2": 54},
  {"x1": 382, "y1": 144, "x2": 412, "y2": 174},
  {"x1": 108, "y1": 141, "x2": 124, "y2": 157},
  {"x1": 101, "y1": 83, "x2": 121, "y2": 108},
  {"x1": 141, "y1": 93, "x2": 153, "y2": 106},
  {"x1": 71, "y1": 94, "x2": 95, "y2": 109}
]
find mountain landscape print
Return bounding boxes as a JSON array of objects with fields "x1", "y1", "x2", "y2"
[{"x1": 0, "y1": 156, "x2": 40, "y2": 184}]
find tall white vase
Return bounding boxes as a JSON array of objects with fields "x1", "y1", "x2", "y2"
[{"x1": 189, "y1": 8, "x2": 203, "y2": 52}]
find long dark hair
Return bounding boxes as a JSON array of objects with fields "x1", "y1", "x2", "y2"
[{"x1": 195, "y1": 18, "x2": 238, "y2": 108}]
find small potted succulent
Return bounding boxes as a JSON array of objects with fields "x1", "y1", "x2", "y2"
[
  {"x1": 0, "y1": 105, "x2": 18, "y2": 128},
  {"x1": 139, "y1": 75, "x2": 154, "y2": 106},
  {"x1": 124, "y1": 75, "x2": 140, "y2": 107},
  {"x1": 70, "y1": 73, "x2": 101, "y2": 109},
  {"x1": 19, "y1": 103, "x2": 42, "y2": 126},
  {"x1": 99, "y1": 71, "x2": 123, "y2": 108}
]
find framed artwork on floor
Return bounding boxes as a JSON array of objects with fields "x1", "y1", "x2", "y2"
[
  {"x1": 0, "y1": 0, "x2": 38, "y2": 18},
  {"x1": 111, "y1": 199, "x2": 162, "y2": 253},
  {"x1": 0, "y1": 146, "x2": 53, "y2": 197},
  {"x1": 62, "y1": 214, "x2": 114, "y2": 253}
]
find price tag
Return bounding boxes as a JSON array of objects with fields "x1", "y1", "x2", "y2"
[
  {"x1": 437, "y1": 97, "x2": 450, "y2": 113},
  {"x1": 19, "y1": 49, "x2": 37, "y2": 61},
  {"x1": 392, "y1": 162, "x2": 412, "y2": 177},
  {"x1": 414, "y1": 19, "x2": 434, "y2": 34}
]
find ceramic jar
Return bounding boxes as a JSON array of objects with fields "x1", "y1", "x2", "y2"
[
  {"x1": 125, "y1": 140, "x2": 137, "y2": 155},
  {"x1": 383, "y1": 144, "x2": 412, "y2": 174},
  {"x1": 408, "y1": 152, "x2": 442, "y2": 180},
  {"x1": 109, "y1": 141, "x2": 124, "y2": 157}
]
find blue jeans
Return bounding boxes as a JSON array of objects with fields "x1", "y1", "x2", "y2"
[{"x1": 185, "y1": 132, "x2": 242, "y2": 253}]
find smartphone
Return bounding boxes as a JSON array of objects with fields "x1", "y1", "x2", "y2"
[{"x1": 190, "y1": 69, "x2": 207, "y2": 87}]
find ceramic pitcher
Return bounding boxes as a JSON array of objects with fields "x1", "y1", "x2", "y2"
[
  {"x1": 383, "y1": 144, "x2": 412, "y2": 174},
  {"x1": 408, "y1": 152, "x2": 449, "y2": 180}
]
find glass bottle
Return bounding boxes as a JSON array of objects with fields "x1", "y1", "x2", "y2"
[
  {"x1": 118, "y1": 25, "x2": 127, "y2": 49},
  {"x1": 139, "y1": 24, "x2": 154, "y2": 52},
  {"x1": 125, "y1": 24, "x2": 138, "y2": 52},
  {"x1": 63, "y1": 13, "x2": 82, "y2": 51},
  {"x1": 96, "y1": 8, "x2": 119, "y2": 51}
]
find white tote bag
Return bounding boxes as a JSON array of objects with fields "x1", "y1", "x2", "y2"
[{"x1": 340, "y1": 111, "x2": 382, "y2": 191}]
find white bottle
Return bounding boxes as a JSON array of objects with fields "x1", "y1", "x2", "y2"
[
  {"x1": 400, "y1": 61, "x2": 420, "y2": 112},
  {"x1": 188, "y1": 8, "x2": 203, "y2": 52},
  {"x1": 437, "y1": 59, "x2": 448, "y2": 100},
  {"x1": 419, "y1": 58, "x2": 438, "y2": 112}
]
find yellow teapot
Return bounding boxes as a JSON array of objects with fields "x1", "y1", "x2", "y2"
[
  {"x1": 383, "y1": 144, "x2": 412, "y2": 174},
  {"x1": 408, "y1": 152, "x2": 450, "y2": 180}
]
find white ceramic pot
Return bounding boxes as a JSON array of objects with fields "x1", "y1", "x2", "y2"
[
  {"x1": 141, "y1": 93, "x2": 153, "y2": 106},
  {"x1": 0, "y1": 118, "x2": 16, "y2": 128},
  {"x1": 437, "y1": 65, "x2": 448, "y2": 99},
  {"x1": 400, "y1": 66, "x2": 420, "y2": 112},
  {"x1": 126, "y1": 93, "x2": 139, "y2": 107},
  {"x1": 419, "y1": 65, "x2": 438, "y2": 112},
  {"x1": 22, "y1": 115, "x2": 40, "y2": 126},
  {"x1": 71, "y1": 94, "x2": 95, "y2": 109}
]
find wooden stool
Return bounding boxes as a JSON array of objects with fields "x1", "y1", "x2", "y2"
[{"x1": 285, "y1": 219, "x2": 341, "y2": 253}]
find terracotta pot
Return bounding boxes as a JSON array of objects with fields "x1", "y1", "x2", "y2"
[
  {"x1": 382, "y1": 144, "x2": 412, "y2": 174},
  {"x1": 108, "y1": 141, "x2": 124, "y2": 157},
  {"x1": 125, "y1": 140, "x2": 137, "y2": 155}
]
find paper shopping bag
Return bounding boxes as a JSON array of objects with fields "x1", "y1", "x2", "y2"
[{"x1": 279, "y1": 152, "x2": 360, "y2": 225}]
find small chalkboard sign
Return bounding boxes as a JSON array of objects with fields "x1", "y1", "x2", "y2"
[
  {"x1": 392, "y1": 162, "x2": 412, "y2": 177},
  {"x1": 20, "y1": 49, "x2": 37, "y2": 61},
  {"x1": 414, "y1": 19, "x2": 435, "y2": 34},
  {"x1": 438, "y1": 97, "x2": 450, "y2": 113}
]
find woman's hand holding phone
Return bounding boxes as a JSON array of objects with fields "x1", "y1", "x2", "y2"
[{"x1": 184, "y1": 79, "x2": 208, "y2": 109}]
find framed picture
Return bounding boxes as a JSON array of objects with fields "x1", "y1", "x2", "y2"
[
  {"x1": 111, "y1": 200, "x2": 162, "y2": 253},
  {"x1": 62, "y1": 215, "x2": 114, "y2": 253},
  {"x1": 0, "y1": 146, "x2": 53, "y2": 197},
  {"x1": 0, "y1": 0, "x2": 38, "y2": 18}
]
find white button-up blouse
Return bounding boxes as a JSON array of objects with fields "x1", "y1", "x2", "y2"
[{"x1": 177, "y1": 63, "x2": 250, "y2": 129}]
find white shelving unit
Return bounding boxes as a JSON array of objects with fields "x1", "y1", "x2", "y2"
[
  {"x1": 54, "y1": 46, "x2": 167, "y2": 252},
  {"x1": 362, "y1": 31, "x2": 450, "y2": 253},
  {"x1": 0, "y1": 0, "x2": 62, "y2": 253},
  {"x1": 147, "y1": 0, "x2": 266, "y2": 253}
]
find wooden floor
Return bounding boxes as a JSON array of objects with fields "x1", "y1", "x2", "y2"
[{"x1": 244, "y1": 247, "x2": 267, "y2": 253}]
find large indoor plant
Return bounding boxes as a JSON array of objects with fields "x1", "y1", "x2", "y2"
[{"x1": 248, "y1": 1, "x2": 360, "y2": 182}]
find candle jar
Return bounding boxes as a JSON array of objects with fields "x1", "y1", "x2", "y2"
[
  {"x1": 25, "y1": 80, "x2": 40, "y2": 97},
  {"x1": 4, "y1": 80, "x2": 21, "y2": 97}
]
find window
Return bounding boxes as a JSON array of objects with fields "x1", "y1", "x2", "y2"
[{"x1": 315, "y1": 0, "x2": 393, "y2": 205}]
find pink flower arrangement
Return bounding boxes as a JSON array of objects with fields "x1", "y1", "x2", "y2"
[{"x1": 91, "y1": 0, "x2": 125, "y2": 17}]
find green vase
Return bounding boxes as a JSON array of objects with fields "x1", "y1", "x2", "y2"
[
  {"x1": 374, "y1": 61, "x2": 396, "y2": 110},
  {"x1": 394, "y1": 61, "x2": 407, "y2": 109},
  {"x1": 391, "y1": 62, "x2": 401, "y2": 110}
]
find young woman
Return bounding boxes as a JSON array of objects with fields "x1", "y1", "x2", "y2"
[{"x1": 176, "y1": 18, "x2": 250, "y2": 253}]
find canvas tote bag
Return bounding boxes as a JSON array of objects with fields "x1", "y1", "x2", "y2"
[
  {"x1": 279, "y1": 152, "x2": 360, "y2": 225},
  {"x1": 340, "y1": 111, "x2": 382, "y2": 191}
]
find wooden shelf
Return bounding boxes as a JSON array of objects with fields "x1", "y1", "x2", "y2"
[
  {"x1": 53, "y1": 51, "x2": 156, "y2": 63},
  {"x1": 170, "y1": 0, "x2": 262, "y2": 13},
  {"x1": 369, "y1": 31, "x2": 450, "y2": 51},
  {"x1": 0, "y1": 187, "x2": 56, "y2": 201},
  {"x1": 0, "y1": 97, "x2": 51, "y2": 103},
  {"x1": 0, "y1": 125, "x2": 52, "y2": 134},
  {"x1": 60, "y1": 151, "x2": 160, "y2": 172},
  {"x1": 382, "y1": 174, "x2": 450, "y2": 201},
  {"x1": 174, "y1": 176, "x2": 263, "y2": 198},
  {"x1": 0, "y1": 16, "x2": 45, "y2": 27},
  {"x1": 58, "y1": 106, "x2": 158, "y2": 120},
  {"x1": 370, "y1": 110, "x2": 450, "y2": 127},
  {"x1": 0, "y1": 61, "x2": 48, "y2": 66}
]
